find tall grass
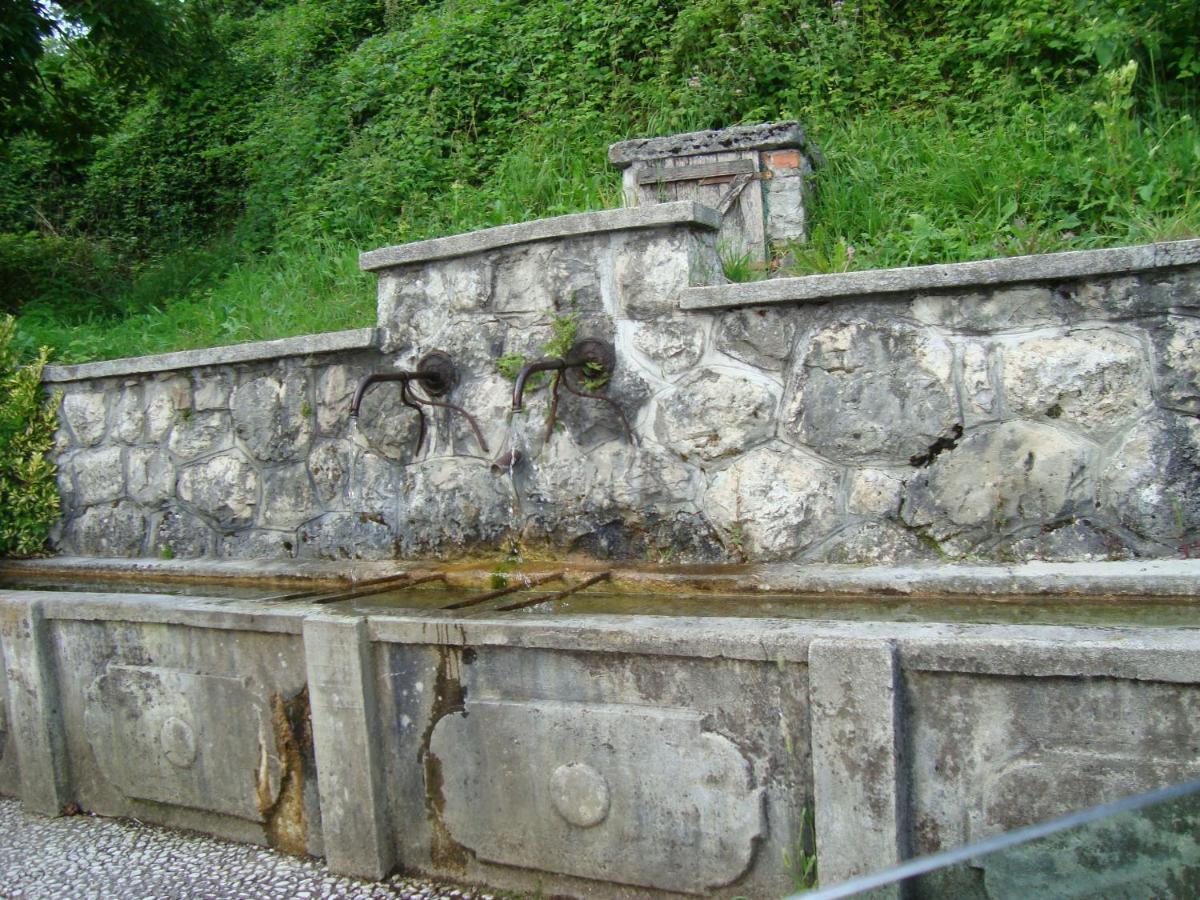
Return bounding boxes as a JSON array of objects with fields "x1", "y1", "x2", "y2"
[
  {"x1": 790, "y1": 81, "x2": 1200, "y2": 273},
  {"x1": 17, "y1": 239, "x2": 373, "y2": 363}
]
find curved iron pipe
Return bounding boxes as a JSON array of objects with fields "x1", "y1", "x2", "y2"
[
  {"x1": 511, "y1": 357, "x2": 571, "y2": 411},
  {"x1": 349, "y1": 371, "x2": 438, "y2": 417}
]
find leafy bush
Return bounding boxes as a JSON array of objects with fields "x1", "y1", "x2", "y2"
[{"x1": 0, "y1": 316, "x2": 59, "y2": 557}]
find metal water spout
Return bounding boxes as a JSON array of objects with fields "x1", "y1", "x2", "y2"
[
  {"x1": 500, "y1": 339, "x2": 635, "y2": 454},
  {"x1": 350, "y1": 351, "x2": 489, "y2": 455},
  {"x1": 511, "y1": 339, "x2": 616, "y2": 411}
]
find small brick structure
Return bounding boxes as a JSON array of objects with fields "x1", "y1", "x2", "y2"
[{"x1": 608, "y1": 121, "x2": 816, "y2": 264}]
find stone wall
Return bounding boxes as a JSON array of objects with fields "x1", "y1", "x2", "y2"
[{"x1": 45, "y1": 200, "x2": 1200, "y2": 564}]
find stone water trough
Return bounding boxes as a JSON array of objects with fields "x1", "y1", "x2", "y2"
[{"x1": 3, "y1": 123, "x2": 1200, "y2": 897}]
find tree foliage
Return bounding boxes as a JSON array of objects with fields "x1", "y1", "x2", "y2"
[{"x1": 1, "y1": 0, "x2": 1198, "y2": 355}]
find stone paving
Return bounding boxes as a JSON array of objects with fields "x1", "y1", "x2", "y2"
[{"x1": 0, "y1": 799, "x2": 496, "y2": 899}]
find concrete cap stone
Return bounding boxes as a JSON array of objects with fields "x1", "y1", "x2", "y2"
[
  {"x1": 42, "y1": 328, "x2": 378, "y2": 384},
  {"x1": 608, "y1": 121, "x2": 808, "y2": 167},
  {"x1": 358, "y1": 202, "x2": 720, "y2": 272},
  {"x1": 681, "y1": 238, "x2": 1200, "y2": 310}
]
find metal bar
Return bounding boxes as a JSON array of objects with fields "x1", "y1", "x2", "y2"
[
  {"x1": 400, "y1": 379, "x2": 427, "y2": 455},
  {"x1": 560, "y1": 376, "x2": 637, "y2": 445},
  {"x1": 408, "y1": 386, "x2": 491, "y2": 454},
  {"x1": 636, "y1": 158, "x2": 755, "y2": 185},
  {"x1": 494, "y1": 571, "x2": 612, "y2": 612},
  {"x1": 310, "y1": 572, "x2": 449, "y2": 605},
  {"x1": 260, "y1": 570, "x2": 437, "y2": 603},
  {"x1": 440, "y1": 571, "x2": 566, "y2": 611}
]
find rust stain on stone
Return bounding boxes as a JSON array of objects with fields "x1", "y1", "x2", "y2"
[
  {"x1": 255, "y1": 686, "x2": 312, "y2": 856},
  {"x1": 421, "y1": 643, "x2": 469, "y2": 872}
]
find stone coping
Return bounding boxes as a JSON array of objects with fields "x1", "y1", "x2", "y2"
[
  {"x1": 367, "y1": 612, "x2": 1200, "y2": 681},
  {"x1": 6, "y1": 586, "x2": 1199, "y2": 681},
  {"x1": 7, "y1": 556, "x2": 1199, "y2": 597},
  {"x1": 357, "y1": 202, "x2": 721, "y2": 271},
  {"x1": 41, "y1": 327, "x2": 378, "y2": 384},
  {"x1": 608, "y1": 121, "x2": 808, "y2": 167},
  {"x1": 680, "y1": 238, "x2": 1200, "y2": 310}
]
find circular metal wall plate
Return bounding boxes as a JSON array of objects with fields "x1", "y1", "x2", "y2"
[{"x1": 417, "y1": 351, "x2": 458, "y2": 397}]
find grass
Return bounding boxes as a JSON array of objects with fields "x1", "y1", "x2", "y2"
[
  {"x1": 14, "y1": 78, "x2": 1198, "y2": 363},
  {"x1": 16, "y1": 238, "x2": 375, "y2": 363},
  {"x1": 787, "y1": 86, "x2": 1200, "y2": 274}
]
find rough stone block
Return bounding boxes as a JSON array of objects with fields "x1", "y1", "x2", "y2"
[
  {"x1": 177, "y1": 451, "x2": 260, "y2": 529},
  {"x1": 716, "y1": 308, "x2": 796, "y2": 372},
  {"x1": 821, "y1": 520, "x2": 938, "y2": 565},
  {"x1": 783, "y1": 321, "x2": 956, "y2": 464},
  {"x1": 397, "y1": 459, "x2": 508, "y2": 556},
  {"x1": 958, "y1": 339, "x2": 999, "y2": 425},
  {"x1": 127, "y1": 447, "x2": 174, "y2": 505},
  {"x1": 110, "y1": 387, "x2": 145, "y2": 444},
  {"x1": 630, "y1": 318, "x2": 707, "y2": 379},
  {"x1": 1101, "y1": 413, "x2": 1200, "y2": 546},
  {"x1": 71, "y1": 446, "x2": 125, "y2": 506},
  {"x1": 902, "y1": 421, "x2": 1099, "y2": 555},
  {"x1": 192, "y1": 371, "x2": 232, "y2": 411},
  {"x1": 809, "y1": 639, "x2": 906, "y2": 890},
  {"x1": 354, "y1": 385, "x2": 423, "y2": 462},
  {"x1": 297, "y1": 513, "x2": 396, "y2": 560},
  {"x1": 60, "y1": 391, "x2": 108, "y2": 447},
  {"x1": 1153, "y1": 315, "x2": 1200, "y2": 414},
  {"x1": 259, "y1": 463, "x2": 318, "y2": 530},
  {"x1": 63, "y1": 501, "x2": 146, "y2": 557},
  {"x1": 912, "y1": 286, "x2": 1067, "y2": 330},
  {"x1": 1002, "y1": 330, "x2": 1151, "y2": 439},
  {"x1": 706, "y1": 445, "x2": 841, "y2": 559},
  {"x1": 315, "y1": 365, "x2": 356, "y2": 434},
  {"x1": 167, "y1": 410, "x2": 232, "y2": 459},
  {"x1": 308, "y1": 440, "x2": 352, "y2": 505},
  {"x1": 231, "y1": 374, "x2": 313, "y2": 462},
  {"x1": 615, "y1": 230, "x2": 719, "y2": 320},
  {"x1": 303, "y1": 616, "x2": 394, "y2": 879},
  {"x1": 847, "y1": 467, "x2": 906, "y2": 517},
  {"x1": 654, "y1": 368, "x2": 778, "y2": 462},
  {"x1": 143, "y1": 376, "x2": 191, "y2": 443},
  {"x1": 151, "y1": 508, "x2": 214, "y2": 558}
]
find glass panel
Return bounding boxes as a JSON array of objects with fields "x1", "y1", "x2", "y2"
[{"x1": 800, "y1": 779, "x2": 1200, "y2": 899}]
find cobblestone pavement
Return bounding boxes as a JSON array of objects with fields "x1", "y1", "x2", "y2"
[{"x1": 0, "y1": 799, "x2": 497, "y2": 899}]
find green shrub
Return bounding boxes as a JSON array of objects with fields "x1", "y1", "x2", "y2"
[{"x1": 0, "y1": 315, "x2": 59, "y2": 557}]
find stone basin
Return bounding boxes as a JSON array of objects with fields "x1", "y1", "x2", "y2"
[{"x1": 2, "y1": 557, "x2": 1198, "y2": 896}]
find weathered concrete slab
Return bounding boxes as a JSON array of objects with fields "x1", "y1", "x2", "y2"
[
  {"x1": 681, "y1": 238, "x2": 1200, "y2": 310},
  {"x1": 0, "y1": 598, "x2": 69, "y2": 815},
  {"x1": 358, "y1": 202, "x2": 720, "y2": 271},
  {"x1": 303, "y1": 615, "x2": 394, "y2": 879},
  {"x1": 608, "y1": 122, "x2": 809, "y2": 166},
  {"x1": 83, "y1": 665, "x2": 279, "y2": 820},
  {"x1": 809, "y1": 639, "x2": 906, "y2": 890},
  {"x1": 42, "y1": 328, "x2": 378, "y2": 384},
  {"x1": 429, "y1": 698, "x2": 763, "y2": 894}
]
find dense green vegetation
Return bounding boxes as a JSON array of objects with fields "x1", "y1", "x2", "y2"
[
  {"x1": 3, "y1": 0, "x2": 1198, "y2": 362},
  {"x1": 0, "y1": 315, "x2": 58, "y2": 555}
]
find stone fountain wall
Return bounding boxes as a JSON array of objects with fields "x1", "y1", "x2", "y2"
[{"x1": 45, "y1": 202, "x2": 1200, "y2": 564}]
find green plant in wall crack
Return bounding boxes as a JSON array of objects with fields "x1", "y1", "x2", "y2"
[
  {"x1": 783, "y1": 806, "x2": 819, "y2": 893},
  {"x1": 495, "y1": 308, "x2": 581, "y2": 391},
  {"x1": 0, "y1": 315, "x2": 60, "y2": 557}
]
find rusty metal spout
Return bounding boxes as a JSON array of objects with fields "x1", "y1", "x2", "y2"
[{"x1": 512, "y1": 358, "x2": 569, "y2": 412}]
